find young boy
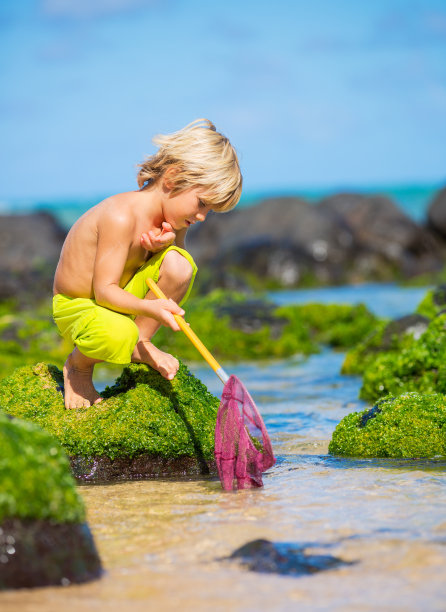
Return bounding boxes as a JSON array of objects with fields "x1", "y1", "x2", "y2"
[{"x1": 53, "y1": 119, "x2": 242, "y2": 409}]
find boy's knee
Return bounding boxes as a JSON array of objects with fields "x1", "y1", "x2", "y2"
[{"x1": 159, "y1": 250, "x2": 194, "y2": 287}]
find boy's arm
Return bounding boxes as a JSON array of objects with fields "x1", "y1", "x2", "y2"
[{"x1": 93, "y1": 213, "x2": 183, "y2": 330}]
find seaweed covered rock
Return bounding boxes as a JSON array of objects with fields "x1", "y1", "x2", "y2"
[
  {"x1": 416, "y1": 285, "x2": 446, "y2": 319},
  {"x1": 0, "y1": 412, "x2": 101, "y2": 589},
  {"x1": 359, "y1": 314, "x2": 446, "y2": 402},
  {"x1": 329, "y1": 393, "x2": 446, "y2": 458},
  {"x1": 0, "y1": 299, "x2": 67, "y2": 380},
  {"x1": 342, "y1": 314, "x2": 429, "y2": 376},
  {"x1": 155, "y1": 290, "x2": 379, "y2": 361},
  {"x1": 277, "y1": 302, "x2": 379, "y2": 349},
  {"x1": 0, "y1": 362, "x2": 219, "y2": 481}
]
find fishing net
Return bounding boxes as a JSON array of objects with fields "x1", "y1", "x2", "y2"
[{"x1": 214, "y1": 375, "x2": 276, "y2": 491}]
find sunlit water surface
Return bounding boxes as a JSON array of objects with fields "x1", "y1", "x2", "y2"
[{"x1": 1, "y1": 285, "x2": 445, "y2": 611}]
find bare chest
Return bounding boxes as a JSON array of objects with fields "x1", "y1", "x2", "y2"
[{"x1": 120, "y1": 232, "x2": 150, "y2": 286}]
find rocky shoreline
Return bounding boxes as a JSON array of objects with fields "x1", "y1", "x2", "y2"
[
  {"x1": 1, "y1": 187, "x2": 446, "y2": 301},
  {"x1": 188, "y1": 187, "x2": 446, "y2": 290}
]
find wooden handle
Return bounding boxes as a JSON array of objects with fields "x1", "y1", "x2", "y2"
[{"x1": 146, "y1": 277, "x2": 228, "y2": 380}]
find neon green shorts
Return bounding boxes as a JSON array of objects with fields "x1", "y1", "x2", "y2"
[{"x1": 52, "y1": 246, "x2": 197, "y2": 365}]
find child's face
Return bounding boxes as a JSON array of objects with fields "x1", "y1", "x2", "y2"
[{"x1": 163, "y1": 187, "x2": 211, "y2": 231}]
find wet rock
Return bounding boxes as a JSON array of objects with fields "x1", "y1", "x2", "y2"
[
  {"x1": 329, "y1": 392, "x2": 446, "y2": 458},
  {"x1": 226, "y1": 539, "x2": 351, "y2": 576},
  {"x1": 0, "y1": 362, "x2": 219, "y2": 481},
  {"x1": 0, "y1": 519, "x2": 101, "y2": 589},
  {"x1": 0, "y1": 213, "x2": 66, "y2": 303},
  {"x1": 0, "y1": 412, "x2": 101, "y2": 589}
]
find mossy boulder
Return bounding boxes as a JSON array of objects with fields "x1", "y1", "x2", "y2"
[
  {"x1": 278, "y1": 302, "x2": 378, "y2": 349},
  {"x1": 416, "y1": 285, "x2": 446, "y2": 319},
  {"x1": 0, "y1": 362, "x2": 219, "y2": 481},
  {"x1": 359, "y1": 314, "x2": 446, "y2": 402},
  {"x1": 0, "y1": 412, "x2": 101, "y2": 589},
  {"x1": 342, "y1": 314, "x2": 429, "y2": 376},
  {"x1": 329, "y1": 393, "x2": 446, "y2": 458}
]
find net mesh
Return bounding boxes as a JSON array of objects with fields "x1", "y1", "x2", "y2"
[{"x1": 214, "y1": 375, "x2": 276, "y2": 491}]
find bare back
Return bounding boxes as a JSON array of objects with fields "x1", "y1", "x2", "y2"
[{"x1": 53, "y1": 191, "x2": 157, "y2": 298}]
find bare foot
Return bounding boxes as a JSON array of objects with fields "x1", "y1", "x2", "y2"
[
  {"x1": 63, "y1": 352, "x2": 103, "y2": 409},
  {"x1": 131, "y1": 340, "x2": 179, "y2": 380}
]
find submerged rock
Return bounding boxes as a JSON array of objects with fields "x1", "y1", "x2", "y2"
[
  {"x1": 329, "y1": 393, "x2": 446, "y2": 458},
  {"x1": 0, "y1": 362, "x2": 219, "y2": 481},
  {"x1": 0, "y1": 412, "x2": 101, "y2": 589},
  {"x1": 226, "y1": 539, "x2": 351, "y2": 576}
]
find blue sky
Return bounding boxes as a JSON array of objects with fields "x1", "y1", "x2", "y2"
[{"x1": 1, "y1": 0, "x2": 445, "y2": 199}]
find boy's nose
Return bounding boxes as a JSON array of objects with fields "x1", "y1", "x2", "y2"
[{"x1": 196, "y1": 210, "x2": 209, "y2": 222}]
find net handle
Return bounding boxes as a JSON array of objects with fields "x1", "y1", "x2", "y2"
[{"x1": 146, "y1": 278, "x2": 229, "y2": 384}]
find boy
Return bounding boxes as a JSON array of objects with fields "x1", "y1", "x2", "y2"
[{"x1": 53, "y1": 119, "x2": 242, "y2": 409}]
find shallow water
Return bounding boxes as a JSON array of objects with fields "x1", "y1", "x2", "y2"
[{"x1": 2, "y1": 287, "x2": 446, "y2": 611}]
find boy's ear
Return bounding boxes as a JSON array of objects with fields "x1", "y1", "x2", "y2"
[{"x1": 162, "y1": 166, "x2": 179, "y2": 190}]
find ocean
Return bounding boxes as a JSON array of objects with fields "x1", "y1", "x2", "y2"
[{"x1": 0, "y1": 182, "x2": 443, "y2": 229}]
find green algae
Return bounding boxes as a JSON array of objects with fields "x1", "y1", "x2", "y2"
[
  {"x1": 0, "y1": 304, "x2": 67, "y2": 379},
  {"x1": 155, "y1": 291, "x2": 379, "y2": 361},
  {"x1": 329, "y1": 393, "x2": 446, "y2": 458},
  {"x1": 0, "y1": 362, "x2": 218, "y2": 462},
  {"x1": 154, "y1": 290, "x2": 317, "y2": 360},
  {"x1": 359, "y1": 314, "x2": 446, "y2": 402},
  {"x1": 277, "y1": 302, "x2": 378, "y2": 349},
  {"x1": 416, "y1": 286, "x2": 446, "y2": 319},
  {"x1": 0, "y1": 412, "x2": 85, "y2": 523},
  {"x1": 0, "y1": 293, "x2": 379, "y2": 381}
]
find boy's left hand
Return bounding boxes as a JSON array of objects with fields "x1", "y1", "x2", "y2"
[{"x1": 140, "y1": 222, "x2": 176, "y2": 253}]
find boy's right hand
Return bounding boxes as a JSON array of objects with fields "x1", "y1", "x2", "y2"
[
  {"x1": 140, "y1": 222, "x2": 176, "y2": 253},
  {"x1": 146, "y1": 298, "x2": 185, "y2": 331}
]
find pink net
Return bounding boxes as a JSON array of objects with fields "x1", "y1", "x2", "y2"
[{"x1": 214, "y1": 375, "x2": 276, "y2": 491}]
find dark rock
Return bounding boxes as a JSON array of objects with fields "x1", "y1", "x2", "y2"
[
  {"x1": 318, "y1": 193, "x2": 443, "y2": 278},
  {"x1": 226, "y1": 539, "x2": 352, "y2": 576},
  {"x1": 427, "y1": 186, "x2": 446, "y2": 238},
  {"x1": 0, "y1": 519, "x2": 102, "y2": 589},
  {"x1": 359, "y1": 397, "x2": 393, "y2": 427},
  {"x1": 214, "y1": 299, "x2": 288, "y2": 337},
  {"x1": 189, "y1": 197, "x2": 357, "y2": 287},
  {"x1": 380, "y1": 314, "x2": 430, "y2": 350},
  {"x1": 0, "y1": 212, "x2": 66, "y2": 302},
  {"x1": 70, "y1": 454, "x2": 217, "y2": 482},
  {"x1": 189, "y1": 192, "x2": 445, "y2": 290}
]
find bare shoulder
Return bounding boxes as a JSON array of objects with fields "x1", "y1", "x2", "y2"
[{"x1": 96, "y1": 192, "x2": 139, "y2": 233}]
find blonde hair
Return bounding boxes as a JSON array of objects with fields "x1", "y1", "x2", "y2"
[{"x1": 137, "y1": 119, "x2": 242, "y2": 212}]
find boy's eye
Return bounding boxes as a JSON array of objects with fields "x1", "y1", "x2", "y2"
[{"x1": 199, "y1": 200, "x2": 207, "y2": 209}]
